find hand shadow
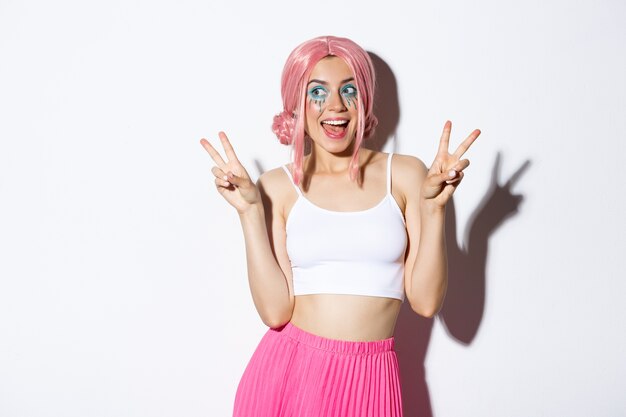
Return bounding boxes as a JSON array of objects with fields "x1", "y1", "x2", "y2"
[
  {"x1": 395, "y1": 153, "x2": 530, "y2": 416},
  {"x1": 440, "y1": 153, "x2": 530, "y2": 343}
]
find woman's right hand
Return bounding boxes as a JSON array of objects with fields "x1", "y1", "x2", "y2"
[{"x1": 200, "y1": 131, "x2": 262, "y2": 214}]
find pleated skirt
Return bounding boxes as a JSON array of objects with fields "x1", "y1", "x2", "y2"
[{"x1": 232, "y1": 321, "x2": 403, "y2": 417}]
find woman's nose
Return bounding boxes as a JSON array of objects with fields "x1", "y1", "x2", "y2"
[{"x1": 327, "y1": 91, "x2": 347, "y2": 112}]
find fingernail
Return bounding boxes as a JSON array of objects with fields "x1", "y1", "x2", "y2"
[
  {"x1": 222, "y1": 175, "x2": 228, "y2": 181},
  {"x1": 448, "y1": 170, "x2": 457, "y2": 178}
]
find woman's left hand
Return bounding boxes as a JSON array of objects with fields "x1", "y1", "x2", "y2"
[{"x1": 421, "y1": 120, "x2": 481, "y2": 210}]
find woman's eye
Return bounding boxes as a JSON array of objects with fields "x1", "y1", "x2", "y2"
[
  {"x1": 308, "y1": 87, "x2": 328, "y2": 99},
  {"x1": 341, "y1": 85, "x2": 357, "y2": 97}
]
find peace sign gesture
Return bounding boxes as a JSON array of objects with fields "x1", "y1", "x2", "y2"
[
  {"x1": 200, "y1": 132, "x2": 261, "y2": 214},
  {"x1": 421, "y1": 121, "x2": 481, "y2": 209}
]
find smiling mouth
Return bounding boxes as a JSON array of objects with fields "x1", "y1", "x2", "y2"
[{"x1": 321, "y1": 119, "x2": 349, "y2": 136}]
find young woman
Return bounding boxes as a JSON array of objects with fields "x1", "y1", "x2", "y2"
[{"x1": 201, "y1": 36, "x2": 480, "y2": 417}]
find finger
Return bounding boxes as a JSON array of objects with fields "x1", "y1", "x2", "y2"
[
  {"x1": 219, "y1": 131, "x2": 240, "y2": 164},
  {"x1": 200, "y1": 138, "x2": 226, "y2": 167},
  {"x1": 451, "y1": 158, "x2": 470, "y2": 173},
  {"x1": 430, "y1": 168, "x2": 459, "y2": 187},
  {"x1": 441, "y1": 172, "x2": 464, "y2": 201},
  {"x1": 446, "y1": 170, "x2": 464, "y2": 184},
  {"x1": 211, "y1": 166, "x2": 229, "y2": 181},
  {"x1": 226, "y1": 171, "x2": 249, "y2": 188},
  {"x1": 436, "y1": 120, "x2": 452, "y2": 155},
  {"x1": 214, "y1": 176, "x2": 231, "y2": 188},
  {"x1": 452, "y1": 128, "x2": 481, "y2": 159}
]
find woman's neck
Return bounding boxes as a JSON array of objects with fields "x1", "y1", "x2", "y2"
[{"x1": 305, "y1": 142, "x2": 364, "y2": 175}]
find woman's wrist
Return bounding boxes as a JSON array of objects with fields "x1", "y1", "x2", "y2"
[
  {"x1": 419, "y1": 198, "x2": 446, "y2": 218},
  {"x1": 238, "y1": 201, "x2": 265, "y2": 220}
]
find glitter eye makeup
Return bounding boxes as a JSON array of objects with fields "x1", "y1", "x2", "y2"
[
  {"x1": 341, "y1": 84, "x2": 358, "y2": 108},
  {"x1": 307, "y1": 82, "x2": 358, "y2": 112},
  {"x1": 308, "y1": 85, "x2": 329, "y2": 113}
]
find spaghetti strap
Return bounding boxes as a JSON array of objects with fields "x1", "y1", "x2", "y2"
[
  {"x1": 386, "y1": 152, "x2": 394, "y2": 195},
  {"x1": 281, "y1": 165, "x2": 303, "y2": 196}
]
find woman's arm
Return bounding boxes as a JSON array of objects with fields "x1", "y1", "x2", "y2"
[
  {"x1": 200, "y1": 133, "x2": 294, "y2": 328},
  {"x1": 409, "y1": 199, "x2": 448, "y2": 318},
  {"x1": 397, "y1": 155, "x2": 447, "y2": 318},
  {"x1": 237, "y1": 170, "x2": 294, "y2": 328},
  {"x1": 402, "y1": 121, "x2": 480, "y2": 317}
]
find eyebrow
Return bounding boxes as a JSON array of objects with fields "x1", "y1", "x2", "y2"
[{"x1": 307, "y1": 77, "x2": 355, "y2": 86}]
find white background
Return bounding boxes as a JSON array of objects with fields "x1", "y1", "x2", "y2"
[{"x1": 1, "y1": 1, "x2": 625, "y2": 416}]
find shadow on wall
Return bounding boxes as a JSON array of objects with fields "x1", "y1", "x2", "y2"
[
  {"x1": 253, "y1": 52, "x2": 531, "y2": 417},
  {"x1": 369, "y1": 52, "x2": 532, "y2": 417},
  {"x1": 395, "y1": 154, "x2": 530, "y2": 416},
  {"x1": 368, "y1": 52, "x2": 401, "y2": 153}
]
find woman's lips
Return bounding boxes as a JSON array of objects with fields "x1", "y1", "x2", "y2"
[{"x1": 321, "y1": 119, "x2": 349, "y2": 139}]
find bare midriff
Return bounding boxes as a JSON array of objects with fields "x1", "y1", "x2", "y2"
[{"x1": 289, "y1": 294, "x2": 403, "y2": 342}]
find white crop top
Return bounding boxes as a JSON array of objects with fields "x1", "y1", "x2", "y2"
[{"x1": 281, "y1": 152, "x2": 408, "y2": 302}]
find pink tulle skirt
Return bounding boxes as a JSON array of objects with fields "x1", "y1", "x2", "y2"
[{"x1": 233, "y1": 321, "x2": 403, "y2": 417}]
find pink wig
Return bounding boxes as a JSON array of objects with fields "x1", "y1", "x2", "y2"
[{"x1": 272, "y1": 36, "x2": 378, "y2": 185}]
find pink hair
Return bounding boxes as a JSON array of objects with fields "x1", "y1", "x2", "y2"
[{"x1": 272, "y1": 36, "x2": 378, "y2": 185}]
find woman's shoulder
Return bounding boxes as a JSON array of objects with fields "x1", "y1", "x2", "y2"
[
  {"x1": 256, "y1": 165, "x2": 297, "y2": 209},
  {"x1": 386, "y1": 152, "x2": 428, "y2": 202},
  {"x1": 257, "y1": 164, "x2": 292, "y2": 191},
  {"x1": 358, "y1": 149, "x2": 427, "y2": 183},
  {"x1": 364, "y1": 148, "x2": 425, "y2": 169},
  {"x1": 390, "y1": 152, "x2": 428, "y2": 179},
  {"x1": 361, "y1": 149, "x2": 427, "y2": 195}
]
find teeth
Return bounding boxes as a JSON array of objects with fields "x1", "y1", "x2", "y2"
[{"x1": 321, "y1": 120, "x2": 348, "y2": 126}]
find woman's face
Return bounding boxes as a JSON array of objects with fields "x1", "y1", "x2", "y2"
[{"x1": 304, "y1": 56, "x2": 359, "y2": 153}]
